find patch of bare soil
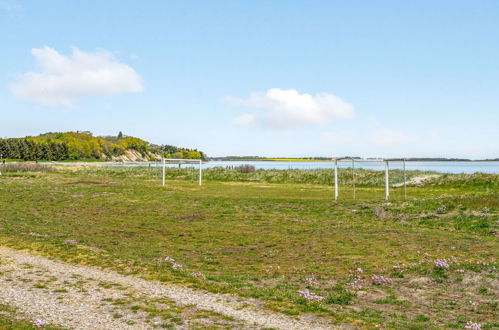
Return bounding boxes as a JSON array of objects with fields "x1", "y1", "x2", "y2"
[
  {"x1": 393, "y1": 174, "x2": 441, "y2": 187},
  {"x1": 360, "y1": 273, "x2": 498, "y2": 325}
]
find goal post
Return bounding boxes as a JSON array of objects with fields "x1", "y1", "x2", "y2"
[
  {"x1": 332, "y1": 158, "x2": 407, "y2": 201},
  {"x1": 161, "y1": 158, "x2": 203, "y2": 186}
]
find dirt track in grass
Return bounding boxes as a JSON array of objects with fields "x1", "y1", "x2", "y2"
[{"x1": 0, "y1": 246, "x2": 332, "y2": 329}]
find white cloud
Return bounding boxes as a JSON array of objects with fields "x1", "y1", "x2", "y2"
[
  {"x1": 10, "y1": 46, "x2": 143, "y2": 106},
  {"x1": 225, "y1": 88, "x2": 354, "y2": 130}
]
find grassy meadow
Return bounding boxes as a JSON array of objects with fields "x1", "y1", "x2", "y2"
[{"x1": 0, "y1": 164, "x2": 497, "y2": 328}]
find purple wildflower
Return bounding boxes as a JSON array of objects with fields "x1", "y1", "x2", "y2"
[
  {"x1": 465, "y1": 321, "x2": 481, "y2": 330},
  {"x1": 305, "y1": 276, "x2": 318, "y2": 287},
  {"x1": 298, "y1": 289, "x2": 324, "y2": 302},
  {"x1": 164, "y1": 256, "x2": 175, "y2": 263},
  {"x1": 348, "y1": 268, "x2": 365, "y2": 290},
  {"x1": 33, "y1": 319, "x2": 45, "y2": 328},
  {"x1": 434, "y1": 259, "x2": 449, "y2": 268},
  {"x1": 371, "y1": 275, "x2": 391, "y2": 285},
  {"x1": 436, "y1": 205, "x2": 447, "y2": 213},
  {"x1": 350, "y1": 283, "x2": 363, "y2": 290},
  {"x1": 164, "y1": 256, "x2": 183, "y2": 270},
  {"x1": 172, "y1": 263, "x2": 183, "y2": 270},
  {"x1": 482, "y1": 207, "x2": 489, "y2": 213},
  {"x1": 190, "y1": 272, "x2": 205, "y2": 279},
  {"x1": 63, "y1": 239, "x2": 77, "y2": 245},
  {"x1": 419, "y1": 257, "x2": 432, "y2": 264}
]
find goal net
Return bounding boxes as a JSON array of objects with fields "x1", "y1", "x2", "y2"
[
  {"x1": 333, "y1": 158, "x2": 408, "y2": 201},
  {"x1": 161, "y1": 158, "x2": 203, "y2": 186}
]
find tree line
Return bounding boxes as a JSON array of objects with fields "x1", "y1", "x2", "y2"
[
  {"x1": 0, "y1": 132, "x2": 206, "y2": 161},
  {"x1": 0, "y1": 138, "x2": 69, "y2": 161},
  {"x1": 160, "y1": 144, "x2": 206, "y2": 160}
]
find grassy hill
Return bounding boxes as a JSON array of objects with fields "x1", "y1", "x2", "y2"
[{"x1": 0, "y1": 131, "x2": 205, "y2": 161}]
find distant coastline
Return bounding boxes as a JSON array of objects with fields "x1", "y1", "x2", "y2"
[
  {"x1": 4, "y1": 156, "x2": 498, "y2": 163},
  {"x1": 208, "y1": 156, "x2": 499, "y2": 162}
]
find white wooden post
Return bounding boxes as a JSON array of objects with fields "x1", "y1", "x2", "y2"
[
  {"x1": 162, "y1": 157, "x2": 165, "y2": 186},
  {"x1": 199, "y1": 160, "x2": 202, "y2": 186},
  {"x1": 385, "y1": 160, "x2": 389, "y2": 200},
  {"x1": 334, "y1": 158, "x2": 338, "y2": 201},
  {"x1": 403, "y1": 159, "x2": 407, "y2": 200}
]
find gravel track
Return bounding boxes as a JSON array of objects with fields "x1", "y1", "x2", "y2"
[{"x1": 0, "y1": 246, "x2": 332, "y2": 329}]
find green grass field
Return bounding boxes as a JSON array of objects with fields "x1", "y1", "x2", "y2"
[{"x1": 0, "y1": 165, "x2": 497, "y2": 328}]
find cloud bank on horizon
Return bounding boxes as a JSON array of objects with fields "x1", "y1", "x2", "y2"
[
  {"x1": 225, "y1": 88, "x2": 355, "y2": 130},
  {"x1": 9, "y1": 46, "x2": 143, "y2": 106}
]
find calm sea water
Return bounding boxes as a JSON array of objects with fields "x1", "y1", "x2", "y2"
[{"x1": 155, "y1": 160, "x2": 499, "y2": 174}]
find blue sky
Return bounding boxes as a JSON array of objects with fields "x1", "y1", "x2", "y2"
[{"x1": 1, "y1": 0, "x2": 498, "y2": 158}]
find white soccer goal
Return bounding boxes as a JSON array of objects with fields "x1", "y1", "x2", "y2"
[
  {"x1": 333, "y1": 158, "x2": 408, "y2": 201},
  {"x1": 161, "y1": 158, "x2": 203, "y2": 186}
]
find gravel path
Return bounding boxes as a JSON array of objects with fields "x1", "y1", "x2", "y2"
[{"x1": 0, "y1": 246, "x2": 333, "y2": 329}]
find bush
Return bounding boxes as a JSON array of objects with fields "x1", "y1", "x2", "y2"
[
  {"x1": 324, "y1": 285, "x2": 356, "y2": 305},
  {"x1": 431, "y1": 267, "x2": 448, "y2": 283},
  {"x1": 235, "y1": 165, "x2": 256, "y2": 173},
  {"x1": 324, "y1": 291, "x2": 356, "y2": 305}
]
